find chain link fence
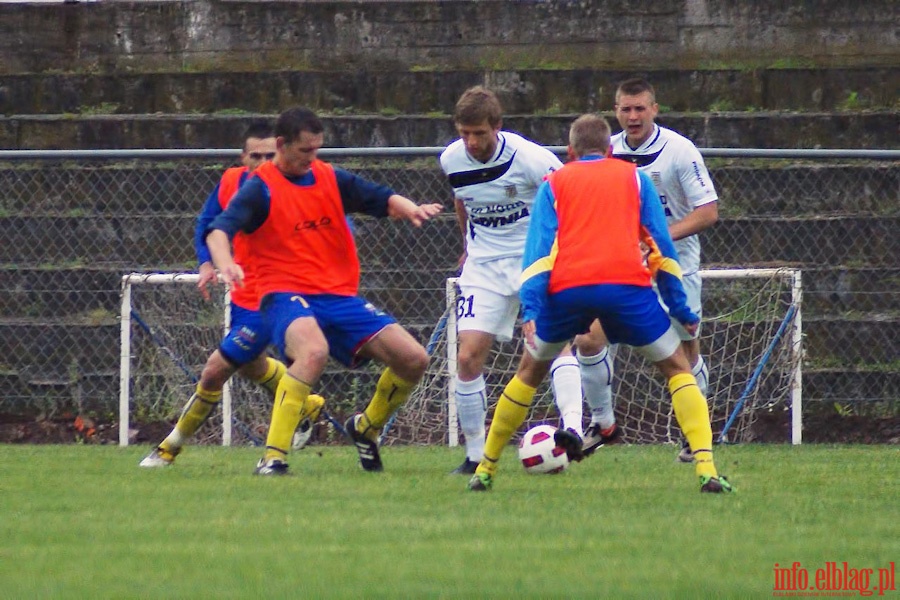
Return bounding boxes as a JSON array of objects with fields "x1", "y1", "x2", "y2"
[{"x1": 0, "y1": 148, "x2": 897, "y2": 443}]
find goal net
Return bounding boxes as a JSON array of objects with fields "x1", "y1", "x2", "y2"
[
  {"x1": 381, "y1": 268, "x2": 803, "y2": 447},
  {"x1": 119, "y1": 268, "x2": 802, "y2": 448}
]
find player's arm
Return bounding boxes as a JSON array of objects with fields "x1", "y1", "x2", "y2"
[
  {"x1": 336, "y1": 167, "x2": 441, "y2": 226},
  {"x1": 204, "y1": 177, "x2": 270, "y2": 288},
  {"x1": 669, "y1": 201, "x2": 717, "y2": 241},
  {"x1": 519, "y1": 180, "x2": 558, "y2": 328},
  {"x1": 194, "y1": 184, "x2": 224, "y2": 299},
  {"x1": 453, "y1": 197, "x2": 468, "y2": 267},
  {"x1": 669, "y1": 145, "x2": 719, "y2": 241},
  {"x1": 637, "y1": 171, "x2": 698, "y2": 329}
]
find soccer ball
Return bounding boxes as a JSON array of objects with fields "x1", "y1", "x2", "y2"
[{"x1": 517, "y1": 424, "x2": 569, "y2": 474}]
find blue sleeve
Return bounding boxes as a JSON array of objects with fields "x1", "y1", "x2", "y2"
[
  {"x1": 519, "y1": 181, "x2": 558, "y2": 323},
  {"x1": 194, "y1": 184, "x2": 223, "y2": 266},
  {"x1": 206, "y1": 176, "x2": 271, "y2": 241},
  {"x1": 638, "y1": 171, "x2": 698, "y2": 326},
  {"x1": 335, "y1": 167, "x2": 393, "y2": 218},
  {"x1": 638, "y1": 171, "x2": 679, "y2": 259}
]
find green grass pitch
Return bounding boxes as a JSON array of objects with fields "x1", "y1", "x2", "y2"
[{"x1": 1, "y1": 444, "x2": 897, "y2": 598}]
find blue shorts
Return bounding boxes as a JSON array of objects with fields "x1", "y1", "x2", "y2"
[
  {"x1": 262, "y1": 293, "x2": 396, "y2": 367},
  {"x1": 219, "y1": 303, "x2": 273, "y2": 367},
  {"x1": 535, "y1": 284, "x2": 673, "y2": 348}
]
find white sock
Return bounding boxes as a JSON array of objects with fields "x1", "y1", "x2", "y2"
[
  {"x1": 455, "y1": 375, "x2": 487, "y2": 462},
  {"x1": 550, "y1": 355, "x2": 584, "y2": 436},
  {"x1": 692, "y1": 355, "x2": 709, "y2": 398},
  {"x1": 577, "y1": 346, "x2": 616, "y2": 429}
]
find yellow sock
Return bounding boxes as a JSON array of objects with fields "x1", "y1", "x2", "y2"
[
  {"x1": 476, "y1": 376, "x2": 536, "y2": 478},
  {"x1": 357, "y1": 368, "x2": 416, "y2": 442},
  {"x1": 669, "y1": 373, "x2": 718, "y2": 479},
  {"x1": 159, "y1": 384, "x2": 222, "y2": 453},
  {"x1": 252, "y1": 357, "x2": 286, "y2": 396},
  {"x1": 264, "y1": 374, "x2": 315, "y2": 461}
]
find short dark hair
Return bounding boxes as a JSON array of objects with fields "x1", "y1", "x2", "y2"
[
  {"x1": 616, "y1": 77, "x2": 656, "y2": 103},
  {"x1": 275, "y1": 107, "x2": 324, "y2": 143},
  {"x1": 568, "y1": 114, "x2": 611, "y2": 157},
  {"x1": 453, "y1": 86, "x2": 503, "y2": 128},
  {"x1": 242, "y1": 120, "x2": 274, "y2": 151}
]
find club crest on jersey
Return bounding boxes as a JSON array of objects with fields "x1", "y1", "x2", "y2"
[{"x1": 504, "y1": 184, "x2": 517, "y2": 198}]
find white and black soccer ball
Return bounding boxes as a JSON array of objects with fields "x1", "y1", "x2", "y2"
[{"x1": 518, "y1": 424, "x2": 569, "y2": 474}]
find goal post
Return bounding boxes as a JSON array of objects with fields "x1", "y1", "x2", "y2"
[
  {"x1": 120, "y1": 268, "x2": 802, "y2": 449},
  {"x1": 119, "y1": 272, "x2": 238, "y2": 447},
  {"x1": 387, "y1": 267, "x2": 803, "y2": 447}
]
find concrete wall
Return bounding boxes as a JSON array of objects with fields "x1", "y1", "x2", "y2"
[{"x1": 1, "y1": 0, "x2": 897, "y2": 75}]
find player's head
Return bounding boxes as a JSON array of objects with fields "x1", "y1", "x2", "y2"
[
  {"x1": 274, "y1": 107, "x2": 325, "y2": 177},
  {"x1": 614, "y1": 77, "x2": 659, "y2": 148},
  {"x1": 453, "y1": 86, "x2": 503, "y2": 163},
  {"x1": 567, "y1": 114, "x2": 612, "y2": 160},
  {"x1": 240, "y1": 120, "x2": 276, "y2": 172}
]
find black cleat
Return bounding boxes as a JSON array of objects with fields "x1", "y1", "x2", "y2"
[
  {"x1": 553, "y1": 427, "x2": 585, "y2": 462},
  {"x1": 345, "y1": 414, "x2": 384, "y2": 472},
  {"x1": 582, "y1": 423, "x2": 623, "y2": 456},
  {"x1": 450, "y1": 458, "x2": 479, "y2": 475}
]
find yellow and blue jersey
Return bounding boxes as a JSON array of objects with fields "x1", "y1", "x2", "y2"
[{"x1": 520, "y1": 155, "x2": 695, "y2": 326}]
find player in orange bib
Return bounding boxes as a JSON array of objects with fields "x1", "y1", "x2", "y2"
[
  {"x1": 467, "y1": 114, "x2": 732, "y2": 494},
  {"x1": 140, "y1": 121, "x2": 324, "y2": 468},
  {"x1": 206, "y1": 107, "x2": 443, "y2": 475}
]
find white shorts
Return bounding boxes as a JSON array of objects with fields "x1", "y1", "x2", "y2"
[
  {"x1": 457, "y1": 256, "x2": 522, "y2": 342},
  {"x1": 655, "y1": 271, "x2": 702, "y2": 341}
]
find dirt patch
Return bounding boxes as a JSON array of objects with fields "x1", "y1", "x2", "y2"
[{"x1": 752, "y1": 411, "x2": 900, "y2": 444}]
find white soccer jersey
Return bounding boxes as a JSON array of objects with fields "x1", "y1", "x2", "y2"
[
  {"x1": 440, "y1": 131, "x2": 563, "y2": 263},
  {"x1": 610, "y1": 124, "x2": 718, "y2": 275}
]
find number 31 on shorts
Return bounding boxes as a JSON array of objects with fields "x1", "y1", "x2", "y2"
[{"x1": 457, "y1": 294, "x2": 475, "y2": 319}]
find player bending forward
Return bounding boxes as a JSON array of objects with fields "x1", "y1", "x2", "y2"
[
  {"x1": 467, "y1": 113, "x2": 733, "y2": 493},
  {"x1": 140, "y1": 121, "x2": 323, "y2": 468},
  {"x1": 568, "y1": 77, "x2": 720, "y2": 460},
  {"x1": 207, "y1": 107, "x2": 442, "y2": 475}
]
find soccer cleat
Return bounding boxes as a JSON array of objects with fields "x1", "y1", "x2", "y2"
[
  {"x1": 582, "y1": 422, "x2": 623, "y2": 456},
  {"x1": 139, "y1": 446, "x2": 179, "y2": 468},
  {"x1": 254, "y1": 457, "x2": 289, "y2": 476},
  {"x1": 676, "y1": 439, "x2": 694, "y2": 463},
  {"x1": 449, "y1": 458, "x2": 479, "y2": 475},
  {"x1": 699, "y1": 475, "x2": 734, "y2": 494},
  {"x1": 553, "y1": 427, "x2": 585, "y2": 462},
  {"x1": 291, "y1": 394, "x2": 326, "y2": 450},
  {"x1": 467, "y1": 472, "x2": 492, "y2": 491},
  {"x1": 345, "y1": 414, "x2": 384, "y2": 472}
]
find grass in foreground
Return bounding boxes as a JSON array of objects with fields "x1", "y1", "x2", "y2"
[{"x1": 0, "y1": 444, "x2": 897, "y2": 599}]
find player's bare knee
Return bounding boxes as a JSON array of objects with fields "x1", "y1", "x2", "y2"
[
  {"x1": 200, "y1": 352, "x2": 236, "y2": 389},
  {"x1": 575, "y1": 334, "x2": 606, "y2": 356},
  {"x1": 394, "y1": 343, "x2": 429, "y2": 382},
  {"x1": 655, "y1": 350, "x2": 692, "y2": 379}
]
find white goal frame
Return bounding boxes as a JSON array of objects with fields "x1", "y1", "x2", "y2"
[
  {"x1": 443, "y1": 268, "x2": 803, "y2": 446},
  {"x1": 119, "y1": 272, "x2": 234, "y2": 447}
]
